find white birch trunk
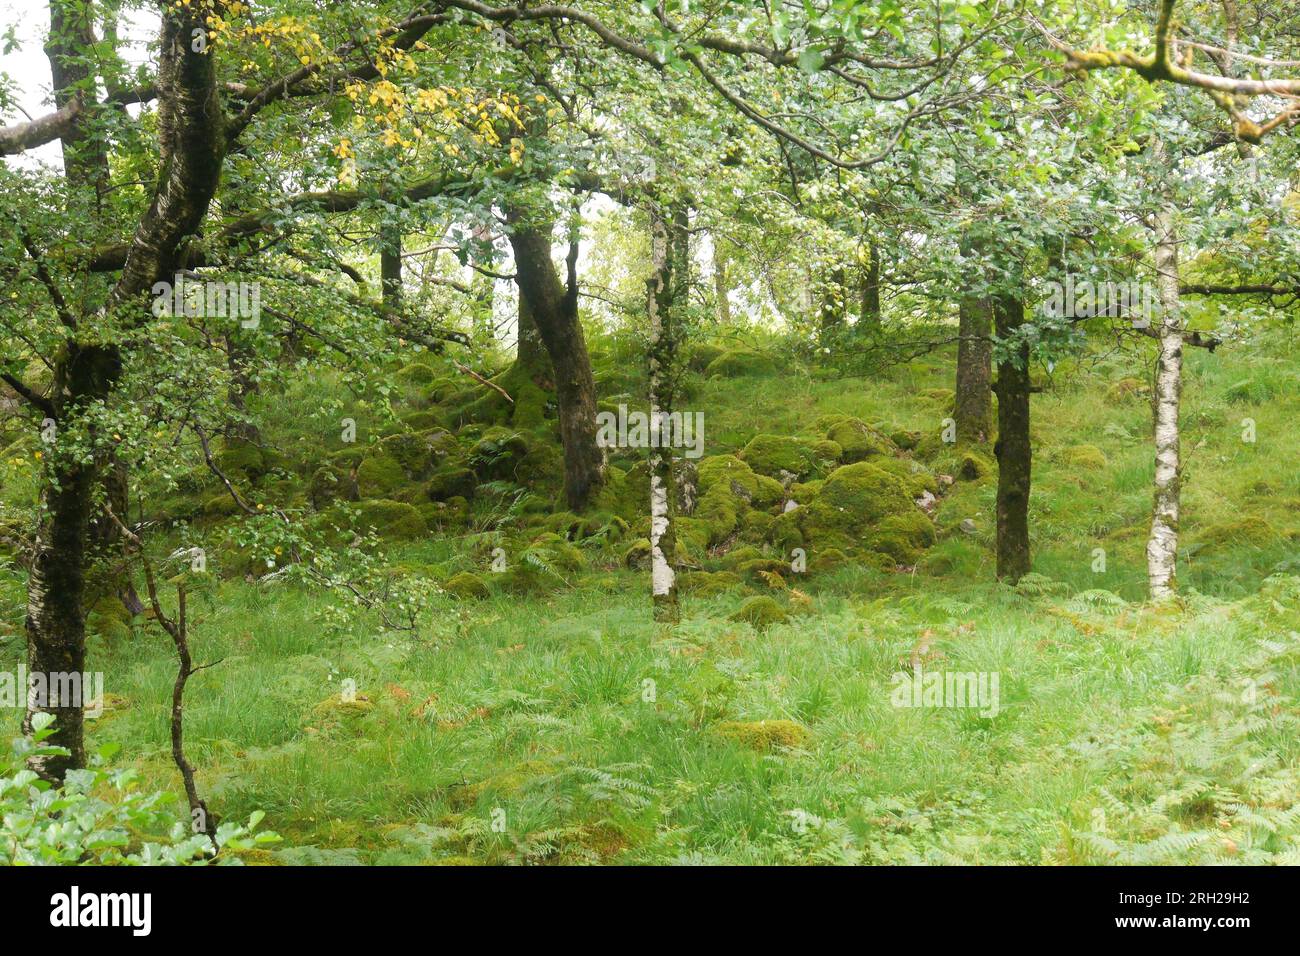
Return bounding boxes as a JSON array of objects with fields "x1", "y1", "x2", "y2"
[
  {"x1": 647, "y1": 209, "x2": 678, "y2": 621},
  {"x1": 1147, "y1": 205, "x2": 1183, "y2": 601}
]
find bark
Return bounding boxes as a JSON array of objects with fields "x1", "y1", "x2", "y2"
[
  {"x1": 45, "y1": 0, "x2": 110, "y2": 204},
  {"x1": 993, "y1": 289, "x2": 1031, "y2": 583},
  {"x1": 955, "y1": 294, "x2": 994, "y2": 444},
  {"x1": 24, "y1": 343, "x2": 122, "y2": 781},
  {"x1": 380, "y1": 221, "x2": 402, "y2": 310},
  {"x1": 859, "y1": 241, "x2": 882, "y2": 329},
  {"x1": 26, "y1": 5, "x2": 226, "y2": 781},
  {"x1": 506, "y1": 213, "x2": 604, "y2": 511},
  {"x1": 713, "y1": 236, "x2": 731, "y2": 326},
  {"x1": 647, "y1": 207, "x2": 687, "y2": 623},
  {"x1": 1147, "y1": 206, "x2": 1183, "y2": 601}
]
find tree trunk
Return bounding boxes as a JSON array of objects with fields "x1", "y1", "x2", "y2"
[
  {"x1": 24, "y1": 343, "x2": 121, "y2": 781},
  {"x1": 25, "y1": 3, "x2": 226, "y2": 782},
  {"x1": 1147, "y1": 206, "x2": 1183, "y2": 601},
  {"x1": 713, "y1": 236, "x2": 731, "y2": 326},
  {"x1": 859, "y1": 241, "x2": 881, "y2": 329},
  {"x1": 506, "y1": 214, "x2": 604, "y2": 511},
  {"x1": 955, "y1": 294, "x2": 994, "y2": 444},
  {"x1": 647, "y1": 207, "x2": 687, "y2": 623},
  {"x1": 380, "y1": 221, "x2": 402, "y2": 310},
  {"x1": 993, "y1": 289, "x2": 1031, "y2": 583}
]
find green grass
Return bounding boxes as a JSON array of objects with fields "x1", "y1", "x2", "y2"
[{"x1": 2, "y1": 332, "x2": 1299, "y2": 864}]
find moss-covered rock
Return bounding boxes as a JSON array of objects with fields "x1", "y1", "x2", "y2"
[
  {"x1": 704, "y1": 348, "x2": 777, "y2": 378},
  {"x1": 86, "y1": 595, "x2": 133, "y2": 641},
  {"x1": 1105, "y1": 377, "x2": 1147, "y2": 405},
  {"x1": 741, "y1": 434, "x2": 818, "y2": 479},
  {"x1": 427, "y1": 466, "x2": 478, "y2": 502},
  {"x1": 728, "y1": 595, "x2": 788, "y2": 629},
  {"x1": 687, "y1": 343, "x2": 728, "y2": 373},
  {"x1": 623, "y1": 537, "x2": 652, "y2": 570},
  {"x1": 695, "y1": 482, "x2": 744, "y2": 545},
  {"x1": 468, "y1": 427, "x2": 531, "y2": 481},
  {"x1": 713, "y1": 719, "x2": 808, "y2": 750},
  {"x1": 678, "y1": 570, "x2": 743, "y2": 597},
  {"x1": 801, "y1": 461, "x2": 935, "y2": 560},
  {"x1": 356, "y1": 454, "x2": 406, "y2": 499},
  {"x1": 696, "y1": 454, "x2": 759, "y2": 497},
  {"x1": 443, "y1": 571, "x2": 491, "y2": 600},
  {"x1": 348, "y1": 499, "x2": 428, "y2": 540},
  {"x1": 825, "y1": 417, "x2": 896, "y2": 463},
  {"x1": 1196, "y1": 516, "x2": 1284, "y2": 553},
  {"x1": 751, "y1": 474, "x2": 786, "y2": 509}
]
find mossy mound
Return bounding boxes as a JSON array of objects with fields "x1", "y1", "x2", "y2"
[
  {"x1": 798, "y1": 461, "x2": 935, "y2": 561},
  {"x1": 343, "y1": 500, "x2": 428, "y2": 540},
  {"x1": 740, "y1": 435, "x2": 819, "y2": 480},
  {"x1": 704, "y1": 348, "x2": 777, "y2": 378},
  {"x1": 87, "y1": 595, "x2": 134, "y2": 641},
  {"x1": 727, "y1": 595, "x2": 788, "y2": 629},
  {"x1": 1195, "y1": 516, "x2": 1284, "y2": 553},
  {"x1": 356, "y1": 454, "x2": 407, "y2": 499},
  {"x1": 825, "y1": 417, "x2": 896, "y2": 463},
  {"x1": 933, "y1": 446, "x2": 994, "y2": 482},
  {"x1": 697, "y1": 454, "x2": 759, "y2": 496},
  {"x1": 427, "y1": 466, "x2": 477, "y2": 502},
  {"x1": 1061, "y1": 444, "x2": 1108, "y2": 470},
  {"x1": 468, "y1": 427, "x2": 531, "y2": 481},
  {"x1": 713, "y1": 719, "x2": 809, "y2": 751},
  {"x1": 678, "y1": 570, "x2": 743, "y2": 597},
  {"x1": 687, "y1": 343, "x2": 728, "y2": 372},
  {"x1": 443, "y1": 571, "x2": 491, "y2": 600}
]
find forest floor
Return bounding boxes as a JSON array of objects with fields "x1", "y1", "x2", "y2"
[{"x1": 3, "y1": 333, "x2": 1300, "y2": 864}]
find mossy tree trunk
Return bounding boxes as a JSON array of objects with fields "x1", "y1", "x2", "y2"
[
  {"x1": 713, "y1": 235, "x2": 731, "y2": 326},
  {"x1": 506, "y1": 213, "x2": 604, "y2": 511},
  {"x1": 955, "y1": 296, "x2": 994, "y2": 445},
  {"x1": 1147, "y1": 204, "x2": 1183, "y2": 601},
  {"x1": 647, "y1": 205, "x2": 688, "y2": 623},
  {"x1": 859, "y1": 241, "x2": 882, "y2": 330},
  {"x1": 993, "y1": 288, "x2": 1031, "y2": 583},
  {"x1": 25, "y1": 343, "x2": 121, "y2": 781},
  {"x1": 380, "y1": 220, "x2": 402, "y2": 311},
  {"x1": 25, "y1": 3, "x2": 226, "y2": 782}
]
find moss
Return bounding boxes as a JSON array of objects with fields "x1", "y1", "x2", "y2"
[
  {"x1": 934, "y1": 446, "x2": 994, "y2": 482},
  {"x1": 1196, "y1": 516, "x2": 1282, "y2": 553},
  {"x1": 350, "y1": 500, "x2": 428, "y2": 540},
  {"x1": 740, "y1": 509, "x2": 775, "y2": 543},
  {"x1": 695, "y1": 482, "x2": 744, "y2": 545},
  {"x1": 713, "y1": 719, "x2": 808, "y2": 751},
  {"x1": 469, "y1": 427, "x2": 531, "y2": 481},
  {"x1": 825, "y1": 417, "x2": 896, "y2": 463},
  {"x1": 678, "y1": 570, "x2": 743, "y2": 596},
  {"x1": 789, "y1": 480, "x2": 823, "y2": 505},
  {"x1": 741, "y1": 434, "x2": 818, "y2": 479},
  {"x1": 200, "y1": 492, "x2": 242, "y2": 519},
  {"x1": 872, "y1": 457, "x2": 939, "y2": 497},
  {"x1": 704, "y1": 348, "x2": 777, "y2": 378},
  {"x1": 395, "y1": 361, "x2": 440, "y2": 387},
  {"x1": 728, "y1": 595, "x2": 788, "y2": 629},
  {"x1": 87, "y1": 595, "x2": 133, "y2": 641},
  {"x1": 1061, "y1": 444, "x2": 1108, "y2": 470},
  {"x1": 890, "y1": 429, "x2": 922, "y2": 451},
  {"x1": 308, "y1": 464, "x2": 357, "y2": 511},
  {"x1": 623, "y1": 537, "x2": 652, "y2": 570},
  {"x1": 737, "y1": 558, "x2": 791, "y2": 581},
  {"x1": 443, "y1": 571, "x2": 490, "y2": 600},
  {"x1": 811, "y1": 439, "x2": 843, "y2": 463},
  {"x1": 400, "y1": 410, "x2": 442, "y2": 431},
  {"x1": 687, "y1": 343, "x2": 727, "y2": 372},
  {"x1": 920, "y1": 387, "x2": 955, "y2": 406},
  {"x1": 594, "y1": 464, "x2": 649, "y2": 522},
  {"x1": 215, "y1": 440, "x2": 272, "y2": 481},
  {"x1": 428, "y1": 466, "x2": 477, "y2": 501},
  {"x1": 809, "y1": 548, "x2": 849, "y2": 572},
  {"x1": 696, "y1": 454, "x2": 759, "y2": 497},
  {"x1": 421, "y1": 496, "x2": 470, "y2": 529},
  {"x1": 675, "y1": 517, "x2": 712, "y2": 559},
  {"x1": 767, "y1": 509, "x2": 805, "y2": 552},
  {"x1": 752, "y1": 474, "x2": 786, "y2": 509},
  {"x1": 801, "y1": 461, "x2": 934, "y2": 558},
  {"x1": 356, "y1": 455, "x2": 406, "y2": 499}
]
